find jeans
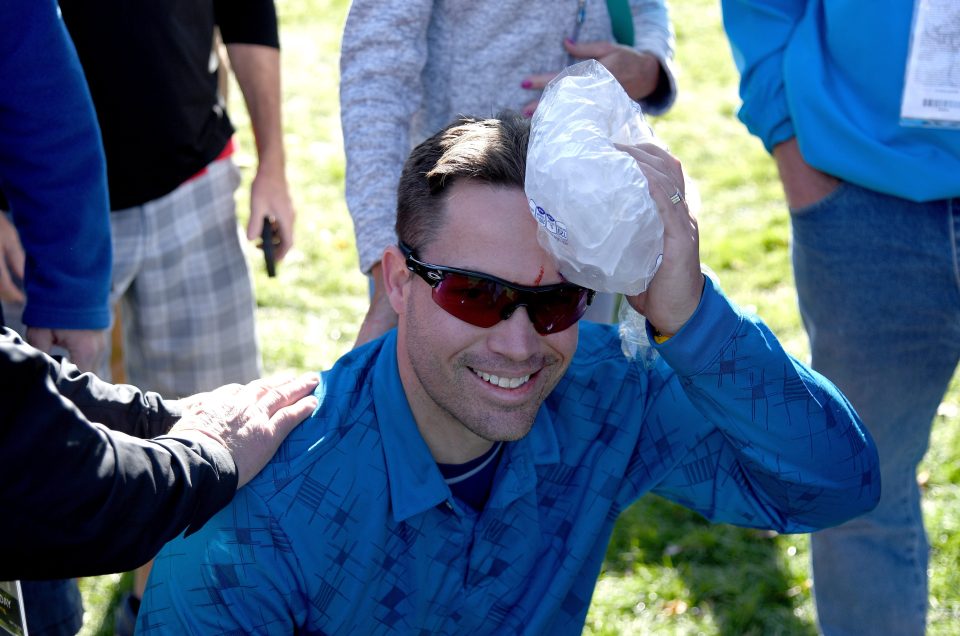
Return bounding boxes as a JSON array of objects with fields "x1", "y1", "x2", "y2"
[
  {"x1": 21, "y1": 579, "x2": 83, "y2": 636},
  {"x1": 790, "y1": 182, "x2": 960, "y2": 636}
]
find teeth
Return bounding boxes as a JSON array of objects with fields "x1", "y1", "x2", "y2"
[{"x1": 473, "y1": 369, "x2": 531, "y2": 389}]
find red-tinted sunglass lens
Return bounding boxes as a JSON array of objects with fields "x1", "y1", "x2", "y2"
[
  {"x1": 528, "y1": 287, "x2": 590, "y2": 334},
  {"x1": 432, "y1": 274, "x2": 505, "y2": 328},
  {"x1": 433, "y1": 272, "x2": 589, "y2": 334}
]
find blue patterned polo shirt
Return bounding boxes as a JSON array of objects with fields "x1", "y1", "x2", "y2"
[{"x1": 138, "y1": 278, "x2": 879, "y2": 635}]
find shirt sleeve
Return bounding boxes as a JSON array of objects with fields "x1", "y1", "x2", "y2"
[
  {"x1": 630, "y1": 0, "x2": 678, "y2": 115},
  {"x1": 720, "y1": 0, "x2": 807, "y2": 151},
  {"x1": 0, "y1": 0, "x2": 111, "y2": 329},
  {"x1": 214, "y1": 0, "x2": 280, "y2": 48},
  {"x1": 47, "y1": 345, "x2": 181, "y2": 439},
  {"x1": 339, "y1": 0, "x2": 435, "y2": 274},
  {"x1": 638, "y1": 277, "x2": 880, "y2": 533},
  {"x1": 0, "y1": 329, "x2": 238, "y2": 580},
  {"x1": 136, "y1": 488, "x2": 300, "y2": 635}
]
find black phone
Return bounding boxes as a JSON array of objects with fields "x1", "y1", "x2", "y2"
[{"x1": 261, "y1": 220, "x2": 277, "y2": 277}]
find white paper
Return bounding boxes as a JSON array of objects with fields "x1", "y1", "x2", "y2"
[{"x1": 900, "y1": 0, "x2": 960, "y2": 127}]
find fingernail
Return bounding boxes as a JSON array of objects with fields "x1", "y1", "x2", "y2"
[
  {"x1": 565, "y1": 37, "x2": 574, "y2": 45},
  {"x1": 523, "y1": 109, "x2": 534, "y2": 118},
  {"x1": 521, "y1": 79, "x2": 532, "y2": 89}
]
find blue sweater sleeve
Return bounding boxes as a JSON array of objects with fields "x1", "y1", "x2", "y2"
[
  {"x1": 645, "y1": 277, "x2": 880, "y2": 532},
  {"x1": 720, "y1": 0, "x2": 806, "y2": 152},
  {"x1": 0, "y1": 0, "x2": 111, "y2": 329}
]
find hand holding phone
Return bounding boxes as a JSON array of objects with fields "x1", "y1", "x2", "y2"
[{"x1": 261, "y1": 218, "x2": 278, "y2": 277}]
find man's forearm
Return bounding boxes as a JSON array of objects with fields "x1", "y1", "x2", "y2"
[
  {"x1": 50, "y1": 345, "x2": 182, "y2": 439},
  {"x1": 226, "y1": 42, "x2": 297, "y2": 258},
  {"x1": 650, "y1": 278, "x2": 880, "y2": 532},
  {"x1": 0, "y1": 331, "x2": 237, "y2": 579},
  {"x1": 227, "y1": 43, "x2": 285, "y2": 176},
  {"x1": 1, "y1": 431, "x2": 236, "y2": 579},
  {"x1": 2, "y1": 328, "x2": 179, "y2": 438}
]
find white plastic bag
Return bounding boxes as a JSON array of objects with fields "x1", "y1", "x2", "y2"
[
  {"x1": 525, "y1": 59, "x2": 664, "y2": 296},
  {"x1": 618, "y1": 263, "x2": 720, "y2": 367}
]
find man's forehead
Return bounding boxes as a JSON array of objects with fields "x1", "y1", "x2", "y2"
[
  {"x1": 435, "y1": 182, "x2": 533, "y2": 240},
  {"x1": 430, "y1": 183, "x2": 562, "y2": 286}
]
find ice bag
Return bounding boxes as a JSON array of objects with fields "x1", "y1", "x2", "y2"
[{"x1": 525, "y1": 59, "x2": 664, "y2": 295}]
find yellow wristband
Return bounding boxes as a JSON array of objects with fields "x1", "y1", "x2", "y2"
[{"x1": 652, "y1": 330, "x2": 672, "y2": 344}]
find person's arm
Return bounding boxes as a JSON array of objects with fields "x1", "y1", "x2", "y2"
[
  {"x1": 36, "y1": 333, "x2": 182, "y2": 439},
  {"x1": 227, "y1": 44, "x2": 296, "y2": 261},
  {"x1": 0, "y1": 0, "x2": 111, "y2": 368},
  {"x1": 641, "y1": 277, "x2": 880, "y2": 532},
  {"x1": 0, "y1": 331, "x2": 232, "y2": 579},
  {"x1": 0, "y1": 329, "x2": 318, "y2": 580},
  {"x1": 613, "y1": 141, "x2": 878, "y2": 531},
  {"x1": 355, "y1": 260, "x2": 399, "y2": 347},
  {"x1": 628, "y1": 0, "x2": 677, "y2": 114},
  {"x1": 340, "y1": 0, "x2": 435, "y2": 346},
  {"x1": 215, "y1": 0, "x2": 295, "y2": 261},
  {"x1": 720, "y1": 0, "x2": 807, "y2": 151},
  {"x1": 721, "y1": 2, "x2": 841, "y2": 210}
]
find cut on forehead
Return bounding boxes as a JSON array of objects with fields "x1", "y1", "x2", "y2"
[{"x1": 396, "y1": 112, "x2": 530, "y2": 253}]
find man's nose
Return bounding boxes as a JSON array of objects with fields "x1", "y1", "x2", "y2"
[{"x1": 487, "y1": 305, "x2": 541, "y2": 360}]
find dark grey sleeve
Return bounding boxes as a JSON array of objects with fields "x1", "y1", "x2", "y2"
[{"x1": 0, "y1": 328, "x2": 238, "y2": 580}]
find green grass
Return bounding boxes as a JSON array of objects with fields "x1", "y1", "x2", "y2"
[{"x1": 78, "y1": 0, "x2": 960, "y2": 633}]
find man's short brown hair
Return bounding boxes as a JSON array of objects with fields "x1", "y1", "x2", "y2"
[{"x1": 396, "y1": 112, "x2": 530, "y2": 251}]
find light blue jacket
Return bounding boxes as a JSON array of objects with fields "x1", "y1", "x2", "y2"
[{"x1": 722, "y1": 0, "x2": 960, "y2": 202}]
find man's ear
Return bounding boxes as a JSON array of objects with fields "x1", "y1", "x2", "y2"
[{"x1": 381, "y1": 245, "x2": 411, "y2": 315}]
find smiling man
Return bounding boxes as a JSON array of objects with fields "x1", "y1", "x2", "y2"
[{"x1": 137, "y1": 114, "x2": 880, "y2": 635}]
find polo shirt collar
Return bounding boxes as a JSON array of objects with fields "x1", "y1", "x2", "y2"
[
  {"x1": 373, "y1": 331, "x2": 450, "y2": 523},
  {"x1": 372, "y1": 331, "x2": 562, "y2": 523}
]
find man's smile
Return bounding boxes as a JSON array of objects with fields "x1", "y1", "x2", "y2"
[{"x1": 470, "y1": 367, "x2": 533, "y2": 390}]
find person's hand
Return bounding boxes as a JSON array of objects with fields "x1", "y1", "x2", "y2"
[
  {"x1": 519, "y1": 40, "x2": 662, "y2": 116},
  {"x1": 565, "y1": 40, "x2": 661, "y2": 99},
  {"x1": 3, "y1": 216, "x2": 108, "y2": 370},
  {"x1": 618, "y1": 142, "x2": 704, "y2": 337},
  {"x1": 353, "y1": 261, "x2": 398, "y2": 348},
  {"x1": 247, "y1": 166, "x2": 296, "y2": 262},
  {"x1": 0, "y1": 213, "x2": 25, "y2": 303},
  {"x1": 772, "y1": 138, "x2": 841, "y2": 209},
  {"x1": 169, "y1": 373, "x2": 320, "y2": 488},
  {"x1": 27, "y1": 327, "x2": 107, "y2": 372}
]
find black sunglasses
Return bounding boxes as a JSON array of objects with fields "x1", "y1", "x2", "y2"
[{"x1": 400, "y1": 242, "x2": 595, "y2": 335}]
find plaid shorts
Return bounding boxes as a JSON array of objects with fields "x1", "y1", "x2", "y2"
[
  {"x1": 108, "y1": 158, "x2": 261, "y2": 396},
  {"x1": 1, "y1": 159, "x2": 261, "y2": 396}
]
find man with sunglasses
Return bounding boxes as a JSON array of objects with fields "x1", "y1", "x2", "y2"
[{"x1": 137, "y1": 114, "x2": 880, "y2": 634}]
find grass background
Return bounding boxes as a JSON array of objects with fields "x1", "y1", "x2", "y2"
[{"x1": 77, "y1": 0, "x2": 960, "y2": 633}]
